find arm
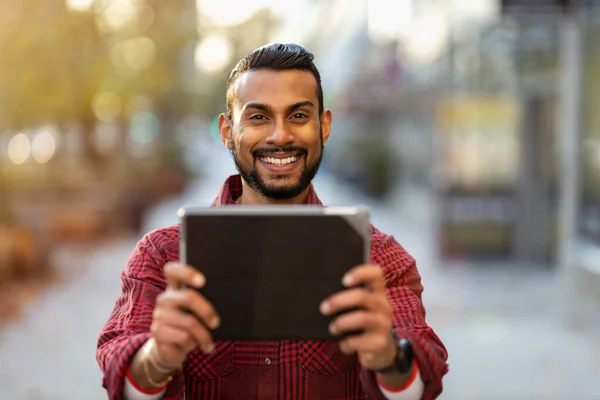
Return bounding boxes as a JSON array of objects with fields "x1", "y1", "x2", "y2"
[
  {"x1": 360, "y1": 232, "x2": 449, "y2": 400},
  {"x1": 96, "y1": 231, "x2": 185, "y2": 400}
]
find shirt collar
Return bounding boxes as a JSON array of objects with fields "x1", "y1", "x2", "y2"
[{"x1": 211, "y1": 174, "x2": 322, "y2": 206}]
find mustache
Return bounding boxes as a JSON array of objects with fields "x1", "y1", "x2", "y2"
[{"x1": 252, "y1": 146, "x2": 307, "y2": 157}]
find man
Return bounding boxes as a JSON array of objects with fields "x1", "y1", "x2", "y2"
[{"x1": 97, "y1": 43, "x2": 448, "y2": 400}]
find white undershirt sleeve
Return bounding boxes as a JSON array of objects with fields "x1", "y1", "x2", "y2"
[
  {"x1": 377, "y1": 361, "x2": 425, "y2": 400},
  {"x1": 123, "y1": 375, "x2": 166, "y2": 400}
]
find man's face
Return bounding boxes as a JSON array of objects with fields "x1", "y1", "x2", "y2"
[{"x1": 220, "y1": 69, "x2": 331, "y2": 200}]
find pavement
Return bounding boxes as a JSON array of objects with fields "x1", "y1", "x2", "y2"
[{"x1": 0, "y1": 144, "x2": 599, "y2": 400}]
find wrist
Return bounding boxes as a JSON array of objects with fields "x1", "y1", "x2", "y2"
[
  {"x1": 376, "y1": 359, "x2": 419, "y2": 392},
  {"x1": 147, "y1": 338, "x2": 180, "y2": 373},
  {"x1": 142, "y1": 340, "x2": 175, "y2": 389},
  {"x1": 127, "y1": 340, "x2": 177, "y2": 393},
  {"x1": 374, "y1": 334, "x2": 413, "y2": 375}
]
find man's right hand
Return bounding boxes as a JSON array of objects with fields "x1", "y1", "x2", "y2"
[{"x1": 150, "y1": 262, "x2": 221, "y2": 371}]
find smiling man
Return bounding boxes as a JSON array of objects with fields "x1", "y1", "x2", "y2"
[
  {"x1": 97, "y1": 43, "x2": 448, "y2": 400},
  {"x1": 223, "y1": 52, "x2": 328, "y2": 203}
]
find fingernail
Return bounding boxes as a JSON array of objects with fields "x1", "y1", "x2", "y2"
[
  {"x1": 205, "y1": 342, "x2": 215, "y2": 354},
  {"x1": 320, "y1": 301, "x2": 330, "y2": 315},
  {"x1": 342, "y1": 274, "x2": 353, "y2": 287},
  {"x1": 329, "y1": 323, "x2": 338, "y2": 335},
  {"x1": 209, "y1": 315, "x2": 220, "y2": 329},
  {"x1": 193, "y1": 274, "x2": 205, "y2": 287}
]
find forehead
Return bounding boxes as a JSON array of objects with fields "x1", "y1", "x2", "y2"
[{"x1": 233, "y1": 69, "x2": 318, "y2": 110}]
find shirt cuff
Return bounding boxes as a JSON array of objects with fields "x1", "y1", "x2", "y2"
[
  {"x1": 376, "y1": 360, "x2": 425, "y2": 400},
  {"x1": 124, "y1": 367, "x2": 166, "y2": 400}
]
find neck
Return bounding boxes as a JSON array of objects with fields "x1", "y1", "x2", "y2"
[{"x1": 238, "y1": 180, "x2": 310, "y2": 205}]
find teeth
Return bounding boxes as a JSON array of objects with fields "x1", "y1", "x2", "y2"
[{"x1": 260, "y1": 156, "x2": 299, "y2": 166}]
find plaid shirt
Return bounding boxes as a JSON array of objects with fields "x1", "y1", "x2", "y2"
[{"x1": 97, "y1": 175, "x2": 448, "y2": 400}]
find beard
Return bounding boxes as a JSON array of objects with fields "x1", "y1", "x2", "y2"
[{"x1": 231, "y1": 135, "x2": 324, "y2": 200}]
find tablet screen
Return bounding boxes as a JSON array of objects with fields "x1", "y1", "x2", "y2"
[{"x1": 181, "y1": 209, "x2": 368, "y2": 340}]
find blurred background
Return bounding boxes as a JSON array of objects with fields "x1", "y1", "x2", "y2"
[{"x1": 0, "y1": 0, "x2": 599, "y2": 399}]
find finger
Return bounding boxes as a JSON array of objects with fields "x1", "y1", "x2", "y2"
[
  {"x1": 164, "y1": 262, "x2": 205, "y2": 290},
  {"x1": 153, "y1": 308, "x2": 215, "y2": 353},
  {"x1": 320, "y1": 287, "x2": 375, "y2": 316},
  {"x1": 339, "y1": 332, "x2": 391, "y2": 356},
  {"x1": 329, "y1": 310, "x2": 391, "y2": 336},
  {"x1": 342, "y1": 265, "x2": 386, "y2": 293},
  {"x1": 157, "y1": 289, "x2": 220, "y2": 330},
  {"x1": 152, "y1": 324, "x2": 196, "y2": 353}
]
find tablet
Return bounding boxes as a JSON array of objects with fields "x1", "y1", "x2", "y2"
[{"x1": 178, "y1": 205, "x2": 370, "y2": 340}]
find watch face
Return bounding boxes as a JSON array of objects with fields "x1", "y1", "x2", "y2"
[
  {"x1": 375, "y1": 336, "x2": 414, "y2": 374},
  {"x1": 397, "y1": 338, "x2": 413, "y2": 373}
]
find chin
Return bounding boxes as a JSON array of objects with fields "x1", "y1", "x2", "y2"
[
  {"x1": 260, "y1": 182, "x2": 306, "y2": 199},
  {"x1": 268, "y1": 173, "x2": 296, "y2": 181}
]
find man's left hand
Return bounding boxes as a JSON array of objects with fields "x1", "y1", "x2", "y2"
[{"x1": 320, "y1": 264, "x2": 396, "y2": 371}]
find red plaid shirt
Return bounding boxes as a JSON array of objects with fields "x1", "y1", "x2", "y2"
[{"x1": 96, "y1": 175, "x2": 448, "y2": 400}]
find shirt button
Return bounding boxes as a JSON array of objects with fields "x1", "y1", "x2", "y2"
[{"x1": 264, "y1": 358, "x2": 272, "y2": 365}]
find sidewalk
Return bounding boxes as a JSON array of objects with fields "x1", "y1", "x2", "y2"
[{"x1": 0, "y1": 238, "x2": 137, "y2": 399}]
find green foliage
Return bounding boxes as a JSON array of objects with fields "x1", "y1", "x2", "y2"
[{"x1": 0, "y1": 1, "x2": 108, "y2": 130}]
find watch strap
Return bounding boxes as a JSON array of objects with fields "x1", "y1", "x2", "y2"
[{"x1": 375, "y1": 336, "x2": 414, "y2": 375}]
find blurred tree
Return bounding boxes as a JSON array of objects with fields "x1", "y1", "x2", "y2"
[
  {"x1": 0, "y1": 0, "x2": 111, "y2": 161},
  {"x1": 0, "y1": 0, "x2": 278, "y2": 165},
  {"x1": 142, "y1": 0, "x2": 197, "y2": 120},
  {"x1": 192, "y1": 8, "x2": 275, "y2": 118}
]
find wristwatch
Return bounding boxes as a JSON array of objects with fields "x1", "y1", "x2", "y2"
[{"x1": 375, "y1": 334, "x2": 414, "y2": 375}]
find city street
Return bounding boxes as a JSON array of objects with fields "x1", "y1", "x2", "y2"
[{"x1": 0, "y1": 145, "x2": 598, "y2": 400}]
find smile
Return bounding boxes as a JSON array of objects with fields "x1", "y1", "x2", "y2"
[{"x1": 259, "y1": 155, "x2": 299, "y2": 166}]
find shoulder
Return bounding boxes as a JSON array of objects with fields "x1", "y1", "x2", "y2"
[
  {"x1": 124, "y1": 224, "x2": 180, "y2": 284},
  {"x1": 144, "y1": 224, "x2": 180, "y2": 250},
  {"x1": 369, "y1": 224, "x2": 415, "y2": 268},
  {"x1": 132, "y1": 224, "x2": 181, "y2": 264}
]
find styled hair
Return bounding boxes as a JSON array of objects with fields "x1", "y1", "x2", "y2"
[{"x1": 226, "y1": 43, "x2": 324, "y2": 119}]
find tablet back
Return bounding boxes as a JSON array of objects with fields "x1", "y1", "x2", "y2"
[{"x1": 180, "y1": 206, "x2": 369, "y2": 340}]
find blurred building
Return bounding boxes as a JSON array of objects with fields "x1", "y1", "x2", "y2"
[
  {"x1": 572, "y1": 5, "x2": 600, "y2": 309},
  {"x1": 284, "y1": 0, "x2": 600, "y2": 315},
  {"x1": 420, "y1": 0, "x2": 600, "y2": 313}
]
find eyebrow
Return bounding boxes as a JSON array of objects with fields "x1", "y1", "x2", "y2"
[
  {"x1": 286, "y1": 100, "x2": 315, "y2": 114},
  {"x1": 244, "y1": 102, "x2": 272, "y2": 114},
  {"x1": 243, "y1": 100, "x2": 315, "y2": 115}
]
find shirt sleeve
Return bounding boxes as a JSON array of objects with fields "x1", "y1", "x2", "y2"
[
  {"x1": 360, "y1": 229, "x2": 449, "y2": 400},
  {"x1": 96, "y1": 230, "x2": 185, "y2": 400}
]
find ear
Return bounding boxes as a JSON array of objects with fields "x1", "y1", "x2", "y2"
[
  {"x1": 320, "y1": 109, "x2": 332, "y2": 145},
  {"x1": 218, "y1": 113, "x2": 233, "y2": 150}
]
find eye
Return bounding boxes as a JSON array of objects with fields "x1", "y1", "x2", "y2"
[
  {"x1": 249, "y1": 114, "x2": 267, "y2": 120},
  {"x1": 291, "y1": 113, "x2": 308, "y2": 119}
]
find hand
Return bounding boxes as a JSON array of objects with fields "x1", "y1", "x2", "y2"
[
  {"x1": 320, "y1": 264, "x2": 396, "y2": 371},
  {"x1": 150, "y1": 262, "x2": 221, "y2": 370}
]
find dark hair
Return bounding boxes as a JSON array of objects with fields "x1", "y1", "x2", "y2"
[{"x1": 226, "y1": 43, "x2": 324, "y2": 119}]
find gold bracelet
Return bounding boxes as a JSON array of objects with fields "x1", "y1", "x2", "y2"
[
  {"x1": 142, "y1": 341, "x2": 174, "y2": 389},
  {"x1": 147, "y1": 338, "x2": 174, "y2": 374}
]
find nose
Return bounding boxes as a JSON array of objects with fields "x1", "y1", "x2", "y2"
[{"x1": 265, "y1": 121, "x2": 294, "y2": 148}]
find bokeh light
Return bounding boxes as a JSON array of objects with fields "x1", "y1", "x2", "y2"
[
  {"x1": 110, "y1": 37, "x2": 156, "y2": 72},
  {"x1": 367, "y1": 0, "x2": 412, "y2": 43},
  {"x1": 198, "y1": 0, "x2": 277, "y2": 26},
  {"x1": 93, "y1": 91, "x2": 122, "y2": 122},
  {"x1": 194, "y1": 34, "x2": 233, "y2": 74},
  {"x1": 66, "y1": 0, "x2": 95, "y2": 12},
  {"x1": 129, "y1": 111, "x2": 160, "y2": 144},
  {"x1": 7, "y1": 133, "x2": 31, "y2": 165},
  {"x1": 210, "y1": 115, "x2": 221, "y2": 144},
  {"x1": 96, "y1": 0, "x2": 137, "y2": 33},
  {"x1": 136, "y1": 5, "x2": 155, "y2": 31},
  {"x1": 31, "y1": 130, "x2": 57, "y2": 164}
]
